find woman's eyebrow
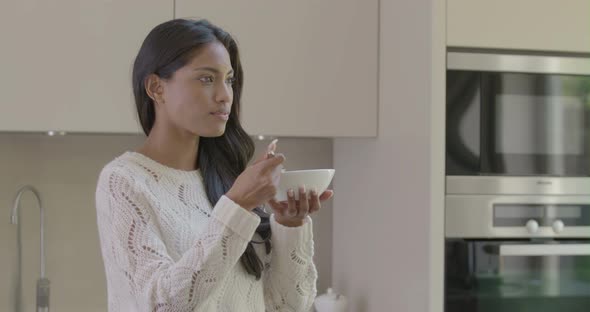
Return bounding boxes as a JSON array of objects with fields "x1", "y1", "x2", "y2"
[{"x1": 193, "y1": 67, "x2": 234, "y2": 75}]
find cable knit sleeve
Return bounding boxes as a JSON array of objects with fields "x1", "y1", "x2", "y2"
[
  {"x1": 95, "y1": 166, "x2": 260, "y2": 311},
  {"x1": 263, "y1": 215, "x2": 318, "y2": 312}
]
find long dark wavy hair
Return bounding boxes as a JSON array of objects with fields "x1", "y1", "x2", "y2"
[{"x1": 132, "y1": 18, "x2": 271, "y2": 280}]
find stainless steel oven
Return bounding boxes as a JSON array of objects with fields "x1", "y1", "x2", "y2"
[
  {"x1": 445, "y1": 51, "x2": 590, "y2": 311},
  {"x1": 445, "y1": 195, "x2": 590, "y2": 311}
]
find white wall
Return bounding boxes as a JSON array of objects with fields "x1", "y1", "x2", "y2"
[
  {"x1": 332, "y1": 0, "x2": 445, "y2": 311},
  {"x1": 0, "y1": 133, "x2": 333, "y2": 311}
]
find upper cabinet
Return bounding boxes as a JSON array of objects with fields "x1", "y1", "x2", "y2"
[
  {"x1": 447, "y1": 0, "x2": 590, "y2": 53},
  {"x1": 0, "y1": 1, "x2": 173, "y2": 133},
  {"x1": 176, "y1": 0, "x2": 378, "y2": 137}
]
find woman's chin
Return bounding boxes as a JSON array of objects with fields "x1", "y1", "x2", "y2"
[{"x1": 198, "y1": 127, "x2": 226, "y2": 138}]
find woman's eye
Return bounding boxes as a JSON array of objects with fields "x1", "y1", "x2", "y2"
[
  {"x1": 226, "y1": 77, "x2": 236, "y2": 85},
  {"x1": 199, "y1": 76, "x2": 214, "y2": 84}
]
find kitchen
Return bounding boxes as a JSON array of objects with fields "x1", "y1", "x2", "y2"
[{"x1": 1, "y1": 0, "x2": 589, "y2": 311}]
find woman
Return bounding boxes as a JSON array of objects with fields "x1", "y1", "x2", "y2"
[{"x1": 95, "y1": 19, "x2": 333, "y2": 311}]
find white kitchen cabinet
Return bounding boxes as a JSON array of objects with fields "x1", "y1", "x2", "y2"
[
  {"x1": 447, "y1": 0, "x2": 590, "y2": 53},
  {"x1": 0, "y1": 0, "x2": 173, "y2": 133},
  {"x1": 176, "y1": 0, "x2": 378, "y2": 137}
]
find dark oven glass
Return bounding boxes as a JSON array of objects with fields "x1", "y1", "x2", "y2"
[
  {"x1": 446, "y1": 71, "x2": 590, "y2": 176},
  {"x1": 445, "y1": 240, "x2": 590, "y2": 312}
]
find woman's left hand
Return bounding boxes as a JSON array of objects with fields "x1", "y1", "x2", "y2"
[{"x1": 267, "y1": 187, "x2": 334, "y2": 227}]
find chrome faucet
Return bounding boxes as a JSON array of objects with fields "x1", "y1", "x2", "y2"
[{"x1": 11, "y1": 185, "x2": 50, "y2": 312}]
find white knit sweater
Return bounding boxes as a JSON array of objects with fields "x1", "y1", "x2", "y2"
[{"x1": 95, "y1": 151, "x2": 317, "y2": 312}]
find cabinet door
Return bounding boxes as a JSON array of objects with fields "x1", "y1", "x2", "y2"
[
  {"x1": 448, "y1": 0, "x2": 590, "y2": 53},
  {"x1": 176, "y1": 0, "x2": 378, "y2": 137},
  {"x1": 0, "y1": 0, "x2": 173, "y2": 133}
]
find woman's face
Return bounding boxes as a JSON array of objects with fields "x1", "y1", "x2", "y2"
[{"x1": 157, "y1": 41, "x2": 235, "y2": 137}]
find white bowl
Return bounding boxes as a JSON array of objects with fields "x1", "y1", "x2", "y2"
[{"x1": 275, "y1": 169, "x2": 335, "y2": 202}]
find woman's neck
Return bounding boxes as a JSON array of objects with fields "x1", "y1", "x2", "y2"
[{"x1": 137, "y1": 122, "x2": 200, "y2": 172}]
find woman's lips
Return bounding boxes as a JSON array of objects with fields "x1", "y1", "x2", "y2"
[{"x1": 211, "y1": 112, "x2": 229, "y2": 121}]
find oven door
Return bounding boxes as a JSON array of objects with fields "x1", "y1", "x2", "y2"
[
  {"x1": 445, "y1": 240, "x2": 590, "y2": 312},
  {"x1": 446, "y1": 52, "x2": 590, "y2": 177}
]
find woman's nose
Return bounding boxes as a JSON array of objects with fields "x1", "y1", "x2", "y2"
[{"x1": 215, "y1": 82, "x2": 232, "y2": 103}]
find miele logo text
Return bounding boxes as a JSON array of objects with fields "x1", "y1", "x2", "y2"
[{"x1": 537, "y1": 180, "x2": 553, "y2": 186}]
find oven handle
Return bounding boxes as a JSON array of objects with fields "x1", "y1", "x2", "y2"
[
  {"x1": 500, "y1": 244, "x2": 590, "y2": 256},
  {"x1": 447, "y1": 52, "x2": 590, "y2": 75}
]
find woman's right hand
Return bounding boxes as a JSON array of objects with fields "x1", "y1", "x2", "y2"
[{"x1": 226, "y1": 151, "x2": 285, "y2": 211}]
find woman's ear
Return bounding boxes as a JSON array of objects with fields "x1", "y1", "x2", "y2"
[{"x1": 145, "y1": 74, "x2": 165, "y2": 106}]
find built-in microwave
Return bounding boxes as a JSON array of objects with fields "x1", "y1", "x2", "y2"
[{"x1": 446, "y1": 51, "x2": 590, "y2": 181}]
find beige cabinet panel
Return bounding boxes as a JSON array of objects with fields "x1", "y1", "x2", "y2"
[
  {"x1": 448, "y1": 0, "x2": 590, "y2": 53},
  {"x1": 0, "y1": 0, "x2": 173, "y2": 133},
  {"x1": 176, "y1": 0, "x2": 378, "y2": 137}
]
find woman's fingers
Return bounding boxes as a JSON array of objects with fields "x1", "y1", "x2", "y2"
[
  {"x1": 309, "y1": 188, "x2": 321, "y2": 214},
  {"x1": 319, "y1": 190, "x2": 334, "y2": 201},
  {"x1": 268, "y1": 198, "x2": 287, "y2": 214},
  {"x1": 271, "y1": 187, "x2": 330, "y2": 219},
  {"x1": 298, "y1": 186, "x2": 309, "y2": 217},
  {"x1": 287, "y1": 189, "x2": 298, "y2": 217}
]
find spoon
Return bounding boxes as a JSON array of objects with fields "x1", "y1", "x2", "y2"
[{"x1": 266, "y1": 139, "x2": 286, "y2": 172}]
